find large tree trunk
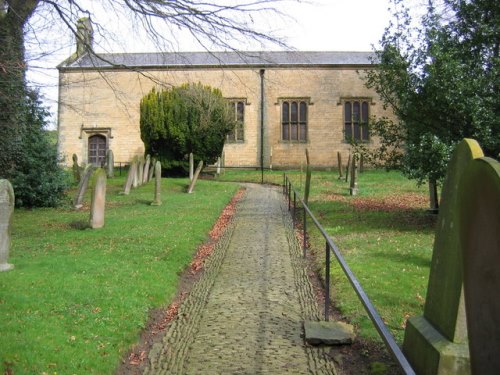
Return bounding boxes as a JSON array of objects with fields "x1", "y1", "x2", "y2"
[{"x1": 0, "y1": 0, "x2": 38, "y2": 178}]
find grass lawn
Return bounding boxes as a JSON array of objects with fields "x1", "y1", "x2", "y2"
[
  {"x1": 218, "y1": 168, "x2": 436, "y2": 344},
  {"x1": 0, "y1": 174, "x2": 238, "y2": 374}
]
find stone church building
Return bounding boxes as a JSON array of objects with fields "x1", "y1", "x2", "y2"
[{"x1": 57, "y1": 23, "x2": 392, "y2": 168}]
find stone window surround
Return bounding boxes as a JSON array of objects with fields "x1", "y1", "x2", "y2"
[
  {"x1": 277, "y1": 97, "x2": 312, "y2": 143},
  {"x1": 338, "y1": 97, "x2": 374, "y2": 143},
  {"x1": 225, "y1": 98, "x2": 249, "y2": 143}
]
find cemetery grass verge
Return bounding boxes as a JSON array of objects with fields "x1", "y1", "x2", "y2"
[{"x1": 0, "y1": 175, "x2": 238, "y2": 374}]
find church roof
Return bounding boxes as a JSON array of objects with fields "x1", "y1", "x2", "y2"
[{"x1": 59, "y1": 51, "x2": 377, "y2": 70}]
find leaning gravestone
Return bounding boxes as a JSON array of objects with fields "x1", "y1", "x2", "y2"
[
  {"x1": 189, "y1": 153, "x2": 194, "y2": 181},
  {"x1": 151, "y1": 161, "x2": 162, "y2": 206},
  {"x1": 148, "y1": 157, "x2": 156, "y2": 181},
  {"x1": 74, "y1": 164, "x2": 93, "y2": 209},
  {"x1": 72, "y1": 154, "x2": 80, "y2": 182},
  {"x1": 122, "y1": 159, "x2": 137, "y2": 195},
  {"x1": 143, "y1": 154, "x2": 151, "y2": 184},
  {"x1": 403, "y1": 139, "x2": 484, "y2": 375},
  {"x1": 344, "y1": 154, "x2": 351, "y2": 183},
  {"x1": 349, "y1": 154, "x2": 358, "y2": 196},
  {"x1": 132, "y1": 156, "x2": 139, "y2": 188},
  {"x1": 105, "y1": 149, "x2": 114, "y2": 178},
  {"x1": 0, "y1": 179, "x2": 15, "y2": 272},
  {"x1": 188, "y1": 161, "x2": 203, "y2": 194},
  {"x1": 337, "y1": 152, "x2": 343, "y2": 180},
  {"x1": 137, "y1": 157, "x2": 144, "y2": 187},
  {"x1": 89, "y1": 168, "x2": 107, "y2": 229},
  {"x1": 458, "y1": 156, "x2": 500, "y2": 375}
]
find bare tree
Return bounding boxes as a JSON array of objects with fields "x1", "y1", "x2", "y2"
[{"x1": 0, "y1": 0, "x2": 293, "y2": 176}]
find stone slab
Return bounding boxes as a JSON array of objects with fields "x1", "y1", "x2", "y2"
[{"x1": 304, "y1": 320, "x2": 355, "y2": 346}]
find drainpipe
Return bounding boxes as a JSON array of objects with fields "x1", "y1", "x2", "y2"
[{"x1": 260, "y1": 69, "x2": 265, "y2": 184}]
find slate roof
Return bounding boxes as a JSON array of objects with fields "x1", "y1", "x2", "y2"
[{"x1": 59, "y1": 51, "x2": 377, "y2": 70}]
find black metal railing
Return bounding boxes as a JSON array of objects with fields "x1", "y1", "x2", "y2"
[{"x1": 282, "y1": 174, "x2": 415, "y2": 375}]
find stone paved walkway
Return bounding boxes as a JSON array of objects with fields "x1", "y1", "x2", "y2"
[{"x1": 145, "y1": 184, "x2": 337, "y2": 374}]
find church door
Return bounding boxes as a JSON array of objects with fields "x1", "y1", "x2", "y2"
[{"x1": 88, "y1": 135, "x2": 107, "y2": 166}]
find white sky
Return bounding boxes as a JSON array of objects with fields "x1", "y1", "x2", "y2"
[{"x1": 25, "y1": 0, "x2": 426, "y2": 128}]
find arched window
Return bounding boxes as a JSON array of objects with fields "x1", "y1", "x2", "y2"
[
  {"x1": 226, "y1": 100, "x2": 245, "y2": 142},
  {"x1": 88, "y1": 134, "x2": 107, "y2": 166},
  {"x1": 344, "y1": 99, "x2": 370, "y2": 142}
]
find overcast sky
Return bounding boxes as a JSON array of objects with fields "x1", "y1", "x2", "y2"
[{"x1": 25, "y1": 0, "x2": 426, "y2": 127}]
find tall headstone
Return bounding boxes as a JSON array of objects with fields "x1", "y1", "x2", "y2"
[
  {"x1": 105, "y1": 149, "x2": 114, "y2": 178},
  {"x1": 189, "y1": 152, "x2": 194, "y2": 181},
  {"x1": 216, "y1": 157, "x2": 221, "y2": 176},
  {"x1": 458, "y1": 156, "x2": 500, "y2": 374},
  {"x1": 345, "y1": 154, "x2": 351, "y2": 182},
  {"x1": 151, "y1": 161, "x2": 162, "y2": 206},
  {"x1": 143, "y1": 154, "x2": 151, "y2": 184},
  {"x1": 72, "y1": 154, "x2": 80, "y2": 182},
  {"x1": 89, "y1": 168, "x2": 107, "y2": 229},
  {"x1": 349, "y1": 154, "x2": 358, "y2": 196},
  {"x1": 304, "y1": 149, "x2": 312, "y2": 205},
  {"x1": 0, "y1": 179, "x2": 15, "y2": 272},
  {"x1": 122, "y1": 159, "x2": 137, "y2": 195},
  {"x1": 337, "y1": 152, "x2": 343, "y2": 180},
  {"x1": 137, "y1": 157, "x2": 144, "y2": 186},
  {"x1": 188, "y1": 161, "x2": 203, "y2": 194},
  {"x1": 429, "y1": 179, "x2": 439, "y2": 213},
  {"x1": 132, "y1": 156, "x2": 139, "y2": 188},
  {"x1": 148, "y1": 157, "x2": 156, "y2": 181},
  {"x1": 403, "y1": 139, "x2": 484, "y2": 375},
  {"x1": 74, "y1": 164, "x2": 93, "y2": 209}
]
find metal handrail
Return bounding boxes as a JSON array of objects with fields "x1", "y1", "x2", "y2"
[{"x1": 283, "y1": 174, "x2": 415, "y2": 375}]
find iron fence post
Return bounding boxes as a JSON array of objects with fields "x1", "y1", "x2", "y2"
[
  {"x1": 325, "y1": 241, "x2": 331, "y2": 321},
  {"x1": 293, "y1": 191, "x2": 296, "y2": 225},
  {"x1": 288, "y1": 182, "x2": 291, "y2": 211}
]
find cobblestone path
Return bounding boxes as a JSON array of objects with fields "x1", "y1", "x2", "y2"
[{"x1": 146, "y1": 184, "x2": 336, "y2": 374}]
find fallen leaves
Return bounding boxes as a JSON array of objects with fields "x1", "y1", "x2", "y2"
[{"x1": 351, "y1": 193, "x2": 428, "y2": 212}]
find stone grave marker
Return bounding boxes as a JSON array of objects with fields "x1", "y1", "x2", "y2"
[
  {"x1": 74, "y1": 164, "x2": 93, "y2": 209},
  {"x1": 143, "y1": 154, "x2": 151, "y2": 184},
  {"x1": 105, "y1": 149, "x2": 114, "y2": 178},
  {"x1": 429, "y1": 179, "x2": 439, "y2": 213},
  {"x1": 349, "y1": 154, "x2": 358, "y2": 196},
  {"x1": 0, "y1": 179, "x2": 15, "y2": 272},
  {"x1": 89, "y1": 168, "x2": 107, "y2": 229},
  {"x1": 304, "y1": 148, "x2": 312, "y2": 205},
  {"x1": 132, "y1": 156, "x2": 139, "y2": 188},
  {"x1": 458, "y1": 156, "x2": 500, "y2": 374},
  {"x1": 403, "y1": 138, "x2": 484, "y2": 375},
  {"x1": 151, "y1": 161, "x2": 162, "y2": 206},
  {"x1": 137, "y1": 157, "x2": 144, "y2": 186},
  {"x1": 216, "y1": 156, "x2": 221, "y2": 176},
  {"x1": 345, "y1": 154, "x2": 351, "y2": 182},
  {"x1": 122, "y1": 159, "x2": 137, "y2": 195},
  {"x1": 189, "y1": 152, "x2": 194, "y2": 181},
  {"x1": 72, "y1": 154, "x2": 80, "y2": 182},
  {"x1": 148, "y1": 157, "x2": 156, "y2": 181},
  {"x1": 337, "y1": 152, "x2": 343, "y2": 179},
  {"x1": 188, "y1": 161, "x2": 203, "y2": 194}
]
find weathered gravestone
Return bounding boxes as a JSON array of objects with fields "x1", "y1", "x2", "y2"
[
  {"x1": 349, "y1": 154, "x2": 358, "y2": 196},
  {"x1": 403, "y1": 139, "x2": 484, "y2": 375},
  {"x1": 137, "y1": 157, "x2": 144, "y2": 186},
  {"x1": 105, "y1": 149, "x2": 114, "y2": 178},
  {"x1": 143, "y1": 155, "x2": 151, "y2": 184},
  {"x1": 148, "y1": 157, "x2": 156, "y2": 181},
  {"x1": 429, "y1": 179, "x2": 439, "y2": 214},
  {"x1": 132, "y1": 156, "x2": 139, "y2": 188},
  {"x1": 304, "y1": 149, "x2": 312, "y2": 205},
  {"x1": 188, "y1": 161, "x2": 203, "y2": 194},
  {"x1": 72, "y1": 154, "x2": 80, "y2": 182},
  {"x1": 122, "y1": 159, "x2": 137, "y2": 195},
  {"x1": 89, "y1": 168, "x2": 107, "y2": 229},
  {"x1": 458, "y1": 156, "x2": 500, "y2": 375},
  {"x1": 0, "y1": 179, "x2": 15, "y2": 272},
  {"x1": 345, "y1": 154, "x2": 351, "y2": 183},
  {"x1": 74, "y1": 164, "x2": 93, "y2": 209},
  {"x1": 337, "y1": 152, "x2": 343, "y2": 180},
  {"x1": 216, "y1": 156, "x2": 221, "y2": 176},
  {"x1": 151, "y1": 161, "x2": 162, "y2": 206},
  {"x1": 189, "y1": 152, "x2": 194, "y2": 181}
]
